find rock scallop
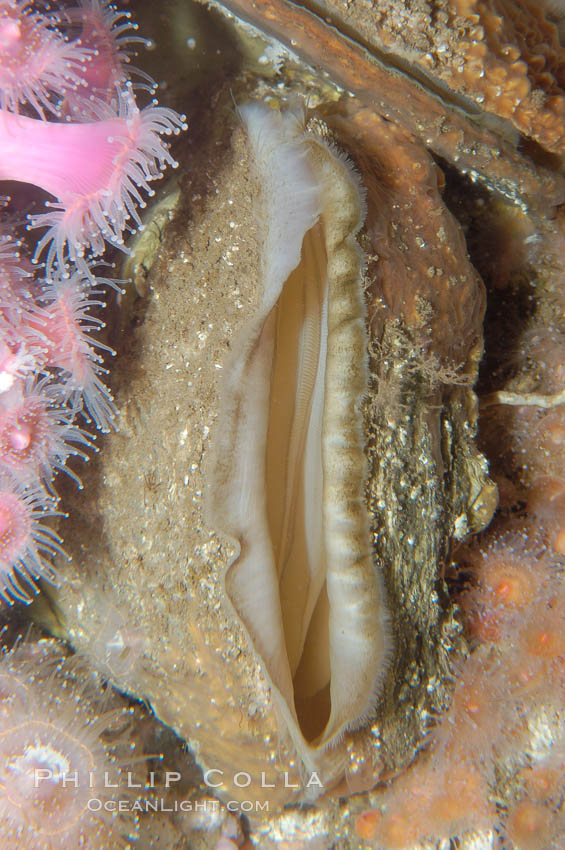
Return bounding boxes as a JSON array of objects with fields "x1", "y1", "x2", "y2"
[{"x1": 47, "y1": 89, "x2": 491, "y2": 814}]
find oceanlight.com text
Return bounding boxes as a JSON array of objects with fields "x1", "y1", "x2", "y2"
[{"x1": 87, "y1": 797, "x2": 271, "y2": 814}]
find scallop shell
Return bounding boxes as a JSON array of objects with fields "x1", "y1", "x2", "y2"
[{"x1": 49, "y1": 91, "x2": 492, "y2": 810}]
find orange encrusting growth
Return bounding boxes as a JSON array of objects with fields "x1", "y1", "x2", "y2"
[
  {"x1": 367, "y1": 528, "x2": 564, "y2": 848},
  {"x1": 366, "y1": 478, "x2": 564, "y2": 849},
  {"x1": 459, "y1": 535, "x2": 554, "y2": 642},
  {"x1": 363, "y1": 746, "x2": 495, "y2": 848},
  {"x1": 319, "y1": 0, "x2": 565, "y2": 156},
  {"x1": 506, "y1": 799, "x2": 558, "y2": 850}
]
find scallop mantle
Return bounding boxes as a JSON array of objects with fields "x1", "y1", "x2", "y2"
[{"x1": 209, "y1": 104, "x2": 389, "y2": 775}]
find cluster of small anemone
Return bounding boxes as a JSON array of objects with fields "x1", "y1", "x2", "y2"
[
  {"x1": 0, "y1": 3, "x2": 188, "y2": 846},
  {"x1": 0, "y1": 0, "x2": 186, "y2": 604},
  {"x1": 0, "y1": 637, "x2": 146, "y2": 849}
]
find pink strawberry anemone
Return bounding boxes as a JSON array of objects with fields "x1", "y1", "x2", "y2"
[
  {"x1": 0, "y1": 88, "x2": 186, "y2": 271},
  {"x1": 0, "y1": 0, "x2": 91, "y2": 117},
  {"x1": 0, "y1": 474, "x2": 63, "y2": 604},
  {"x1": 0, "y1": 1, "x2": 187, "y2": 603},
  {"x1": 62, "y1": 0, "x2": 154, "y2": 103}
]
